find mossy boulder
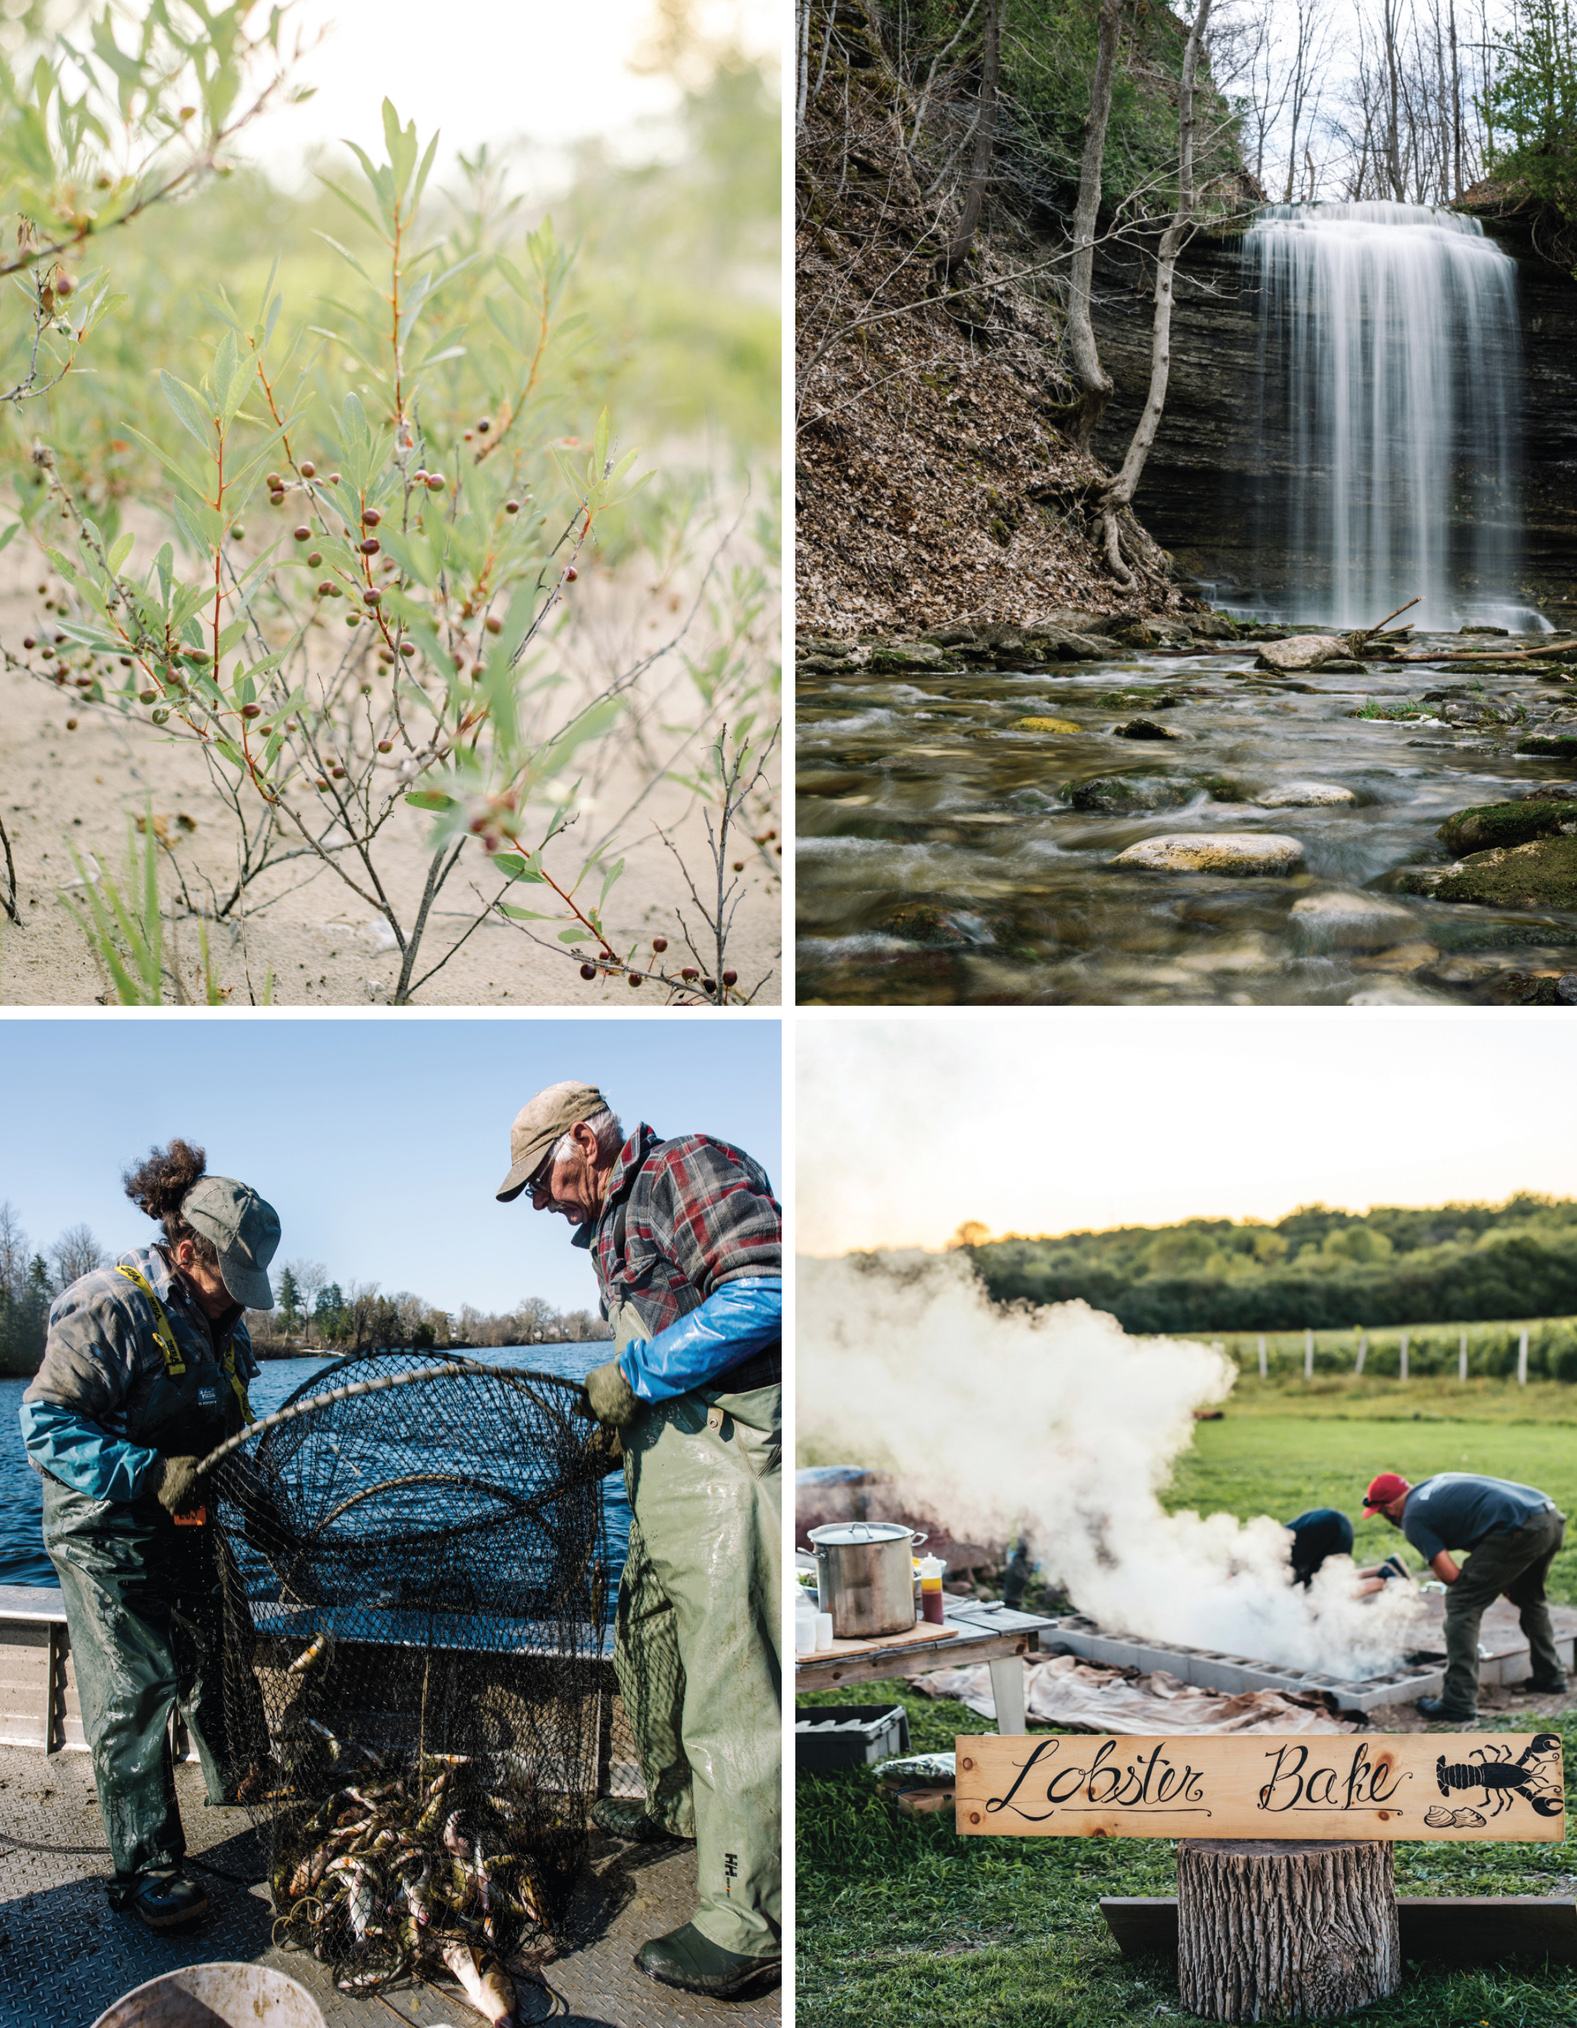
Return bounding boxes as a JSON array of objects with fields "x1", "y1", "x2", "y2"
[
  {"x1": 1064, "y1": 773, "x2": 1188, "y2": 814},
  {"x1": 1431, "y1": 834, "x2": 1577, "y2": 909},
  {"x1": 1517, "y1": 729, "x2": 1577, "y2": 759},
  {"x1": 866, "y1": 639, "x2": 957, "y2": 674},
  {"x1": 1014, "y1": 716, "x2": 1084, "y2": 734},
  {"x1": 1436, "y1": 800, "x2": 1570, "y2": 857}
]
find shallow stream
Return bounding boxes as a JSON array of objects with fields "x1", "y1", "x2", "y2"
[{"x1": 797, "y1": 640, "x2": 1577, "y2": 1004}]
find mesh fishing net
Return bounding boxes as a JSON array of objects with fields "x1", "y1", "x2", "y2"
[{"x1": 202, "y1": 1352, "x2": 611, "y2": 2001}]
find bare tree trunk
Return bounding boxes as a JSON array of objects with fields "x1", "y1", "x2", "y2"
[
  {"x1": 1450, "y1": 0, "x2": 1463, "y2": 196},
  {"x1": 940, "y1": 0, "x2": 1002, "y2": 272},
  {"x1": 1093, "y1": 0, "x2": 1213, "y2": 586},
  {"x1": 1384, "y1": 0, "x2": 1405, "y2": 197},
  {"x1": 1065, "y1": 0, "x2": 1124, "y2": 449},
  {"x1": 1177, "y1": 1840, "x2": 1401, "y2": 2022}
]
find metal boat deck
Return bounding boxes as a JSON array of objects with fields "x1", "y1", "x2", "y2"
[{"x1": 0, "y1": 1588, "x2": 780, "y2": 2027}]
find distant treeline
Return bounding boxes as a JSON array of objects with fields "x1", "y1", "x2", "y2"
[
  {"x1": 955, "y1": 1195, "x2": 1577, "y2": 1336},
  {"x1": 0, "y1": 1202, "x2": 609, "y2": 1378}
]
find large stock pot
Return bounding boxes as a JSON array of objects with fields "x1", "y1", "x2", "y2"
[{"x1": 806, "y1": 1519, "x2": 928, "y2": 1639}]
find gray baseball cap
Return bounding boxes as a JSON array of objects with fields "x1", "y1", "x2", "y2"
[
  {"x1": 182, "y1": 1176, "x2": 281, "y2": 1310},
  {"x1": 497, "y1": 1081, "x2": 609, "y2": 1202}
]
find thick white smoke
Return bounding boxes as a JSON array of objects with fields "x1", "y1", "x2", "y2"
[{"x1": 800, "y1": 1251, "x2": 1423, "y2": 1680}]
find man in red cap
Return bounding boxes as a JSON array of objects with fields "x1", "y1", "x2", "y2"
[{"x1": 1363, "y1": 1469, "x2": 1567, "y2": 1720}]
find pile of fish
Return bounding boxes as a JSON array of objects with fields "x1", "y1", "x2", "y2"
[{"x1": 268, "y1": 1719, "x2": 557, "y2": 2020}]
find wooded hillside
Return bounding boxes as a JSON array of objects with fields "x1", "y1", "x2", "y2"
[
  {"x1": 794, "y1": 0, "x2": 1251, "y2": 636},
  {"x1": 953, "y1": 1195, "x2": 1577, "y2": 1333}
]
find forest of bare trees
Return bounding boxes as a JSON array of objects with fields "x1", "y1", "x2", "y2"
[
  {"x1": 1211, "y1": 0, "x2": 1515, "y2": 207},
  {"x1": 0, "y1": 1201, "x2": 608, "y2": 1375}
]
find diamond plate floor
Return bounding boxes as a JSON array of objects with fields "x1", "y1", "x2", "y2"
[{"x1": 0, "y1": 1751, "x2": 780, "y2": 2028}]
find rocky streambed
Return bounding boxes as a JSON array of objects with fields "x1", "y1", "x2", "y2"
[{"x1": 796, "y1": 615, "x2": 1577, "y2": 1005}]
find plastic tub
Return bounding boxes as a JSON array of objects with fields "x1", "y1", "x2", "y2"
[{"x1": 91, "y1": 1963, "x2": 326, "y2": 2028}]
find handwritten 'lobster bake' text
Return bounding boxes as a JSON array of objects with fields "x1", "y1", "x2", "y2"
[
  {"x1": 984, "y1": 1738, "x2": 1211, "y2": 1823},
  {"x1": 1257, "y1": 1742, "x2": 1404, "y2": 1813}
]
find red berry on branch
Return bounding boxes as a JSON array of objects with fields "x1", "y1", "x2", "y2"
[
  {"x1": 363, "y1": 508, "x2": 382, "y2": 528},
  {"x1": 681, "y1": 967, "x2": 698, "y2": 982},
  {"x1": 300, "y1": 461, "x2": 316, "y2": 479},
  {"x1": 21, "y1": 636, "x2": 33, "y2": 649},
  {"x1": 399, "y1": 642, "x2": 416, "y2": 657},
  {"x1": 377, "y1": 739, "x2": 393, "y2": 753},
  {"x1": 66, "y1": 716, "x2": 77, "y2": 729},
  {"x1": 723, "y1": 970, "x2": 738, "y2": 986},
  {"x1": 652, "y1": 937, "x2": 668, "y2": 953},
  {"x1": 477, "y1": 418, "x2": 491, "y2": 433},
  {"x1": 241, "y1": 702, "x2": 262, "y2": 718},
  {"x1": 364, "y1": 589, "x2": 382, "y2": 607},
  {"x1": 317, "y1": 582, "x2": 335, "y2": 597},
  {"x1": 427, "y1": 475, "x2": 446, "y2": 492},
  {"x1": 484, "y1": 616, "x2": 502, "y2": 635},
  {"x1": 139, "y1": 689, "x2": 156, "y2": 703},
  {"x1": 360, "y1": 538, "x2": 381, "y2": 556},
  {"x1": 565, "y1": 567, "x2": 578, "y2": 582},
  {"x1": 504, "y1": 500, "x2": 519, "y2": 514},
  {"x1": 293, "y1": 526, "x2": 310, "y2": 542},
  {"x1": 307, "y1": 551, "x2": 322, "y2": 566},
  {"x1": 628, "y1": 973, "x2": 641, "y2": 987},
  {"x1": 266, "y1": 473, "x2": 282, "y2": 490},
  {"x1": 580, "y1": 963, "x2": 596, "y2": 980}
]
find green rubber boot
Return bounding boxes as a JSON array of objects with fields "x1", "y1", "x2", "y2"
[
  {"x1": 635, "y1": 1922, "x2": 781, "y2": 1997},
  {"x1": 591, "y1": 1795, "x2": 686, "y2": 1844}
]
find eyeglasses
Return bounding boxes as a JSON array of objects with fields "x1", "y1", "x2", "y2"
[{"x1": 524, "y1": 1152, "x2": 556, "y2": 1201}]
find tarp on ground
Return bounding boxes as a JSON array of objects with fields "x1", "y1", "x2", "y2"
[{"x1": 913, "y1": 1653, "x2": 1354, "y2": 1734}]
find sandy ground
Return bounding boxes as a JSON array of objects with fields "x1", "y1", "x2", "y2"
[{"x1": 0, "y1": 534, "x2": 781, "y2": 1007}]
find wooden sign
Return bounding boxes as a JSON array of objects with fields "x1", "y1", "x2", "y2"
[{"x1": 954, "y1": 1732, "x2": 1565, "y2": 1842}]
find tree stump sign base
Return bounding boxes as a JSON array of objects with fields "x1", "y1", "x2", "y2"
[{"x1": 1176, "y1": 1838, "x2": 1401, "y2": 2023}]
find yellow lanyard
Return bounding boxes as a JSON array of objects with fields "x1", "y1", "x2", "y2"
[{"x1": 116, "y1": 1262, "x2": 252, "y2": 1420}]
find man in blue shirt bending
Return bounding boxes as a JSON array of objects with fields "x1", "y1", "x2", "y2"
[{"x1": 1363, "y1": 1470, "x2": 1567, "y2": 1721}]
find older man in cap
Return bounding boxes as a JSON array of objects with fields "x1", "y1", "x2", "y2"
[
  {"x1": 499, "y1": 1082, "x2": 781, "y2": 1998},
  {"x1": 1364, "y1": 1469, "x2": 1568, "y2": 1720}
]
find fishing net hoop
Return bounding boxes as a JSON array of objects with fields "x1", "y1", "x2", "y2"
[{"x1": 203, "y1": 1353, "x2": 613, "y2": 1997}]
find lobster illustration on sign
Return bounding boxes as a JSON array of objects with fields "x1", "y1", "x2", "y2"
[{"x1": 1435, "y1": 1734, "x2": 1563, "y2": 1818}]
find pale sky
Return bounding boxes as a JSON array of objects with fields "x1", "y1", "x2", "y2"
[
  {"x1": 797, "y1": 1012, "x2": 1577, "y2": 1255},
  {"x1": 239, "y1": 0, "x2": 781, "y2": 185},
  {"x1": 0, "y1": 1016, "x2": 781, "y2": 1315}
]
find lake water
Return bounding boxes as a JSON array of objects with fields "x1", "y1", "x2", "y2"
[
  {"x1": 0, "y1": 1345, "x2": 630, "y2": 1608},
  {"x1": 798, "y1": 640, "x2": 1577, "y2": 1004}
]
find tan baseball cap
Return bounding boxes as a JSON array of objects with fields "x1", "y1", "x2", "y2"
[
  {"x1": 182, "y1": 1176, "x2": 281, "y2": 1310},
  {"x1": 497, "y1": 1081, "x2": 610, "y2": 1202}
]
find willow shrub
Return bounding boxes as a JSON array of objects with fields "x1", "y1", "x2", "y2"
[{"x1": 15, "y1": 102, "x2": 776, "y2": 1004}]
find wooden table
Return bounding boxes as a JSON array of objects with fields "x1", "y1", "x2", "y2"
[{"x1": 793, "y1": 1601, "x2": 1060, "y2": 1733}]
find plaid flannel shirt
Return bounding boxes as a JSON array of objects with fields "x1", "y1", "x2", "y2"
[{"x1": 579, "y1": 1125, "x2": 781, "y2": 1375}]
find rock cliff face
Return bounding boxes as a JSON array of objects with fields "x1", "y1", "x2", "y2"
[{"x1": 1089, "y1": 218, "x2": 1577, "y2": 628}]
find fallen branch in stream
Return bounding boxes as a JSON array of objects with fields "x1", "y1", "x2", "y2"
[{"x1": 1396, "y1": 638, "x2": 1577, "y2": 665}]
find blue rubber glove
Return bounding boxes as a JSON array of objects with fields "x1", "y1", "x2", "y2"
[
  {"x1": 19, "y1": 1399, "x2": 159, "y2": 1504},
  {"x1": 619, "y1": 1277, "x2": 782, "y2": 1404}
]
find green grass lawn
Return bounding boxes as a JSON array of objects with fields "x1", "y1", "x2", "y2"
[{"x1": 796, "y1": 1396, "x2": 1577, "y2": 2027}]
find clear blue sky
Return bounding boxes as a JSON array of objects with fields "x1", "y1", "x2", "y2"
[{"x1": 0, "y1": 1016, "x2": 781, "y2": 1314}]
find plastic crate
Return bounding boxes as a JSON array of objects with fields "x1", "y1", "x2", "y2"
[{"x1": 794, "y1": 1702, "x2": 910, "y2": 1771}]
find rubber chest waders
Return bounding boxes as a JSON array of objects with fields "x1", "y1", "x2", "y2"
[
  {"x1": 608, "y1": 1299, "x2": 783, "y2": 1959},
  {"x1": 42, "y1": 1266, "x2": 256, "y2": 1887}
]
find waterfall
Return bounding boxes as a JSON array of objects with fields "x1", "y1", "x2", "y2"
[{"x1": 1244, "y1": 201, "x2": 1533, "y2": 631}]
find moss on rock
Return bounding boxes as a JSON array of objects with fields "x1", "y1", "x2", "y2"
[
  {"x1": 1437, "y1": 801, "x2": 1570, "y2": 856},
  {"x1": 1432, "y1": 834, "x2": 1577, "y2": 910}
]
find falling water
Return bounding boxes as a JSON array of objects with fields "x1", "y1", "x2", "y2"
[{"x1": 1245, "y1": 202, "x2": 1530, "y2": 630}]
